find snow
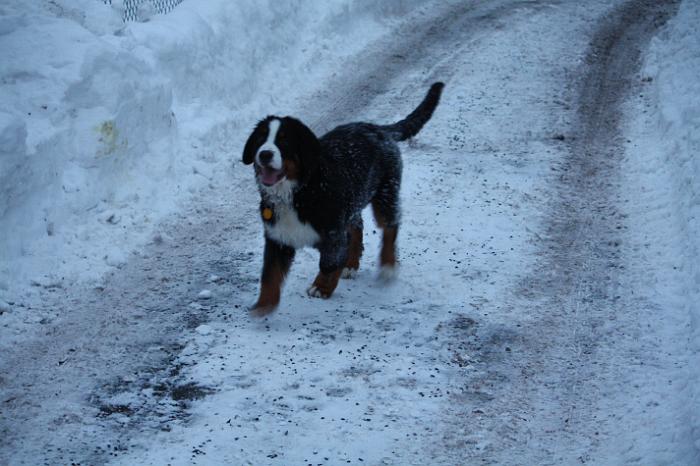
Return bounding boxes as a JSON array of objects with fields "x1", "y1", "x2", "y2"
[
  {"x1": 0, "y1": 299, "x2": 11, "y2": 314},
  {"x1": 621, "y1": 0, "x2": 700, "y2": 459},
  {"x1": 1, "y1": 0, "x2": 699, "y2": 464},
  {"x1": 0, "y1": 0, "x2": 424, "y2": 307}
]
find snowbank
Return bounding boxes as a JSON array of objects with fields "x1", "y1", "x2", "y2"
[
  {"x1": 0, "y1": 0, "x2": 424, "y2": 303},
  {"x1": 642, "y1": 0, "x2": 700, "y2": 453}
]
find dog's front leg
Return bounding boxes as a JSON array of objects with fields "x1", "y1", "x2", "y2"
[
  {"x1": 252, "y1": 237, "x2": 295, "y2": 316},
  {"x1": 307, "y1": 232, "x2": 348, "y2": 299}
]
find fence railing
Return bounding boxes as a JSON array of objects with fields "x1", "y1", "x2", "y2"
[{"x1": 102, "y1": 0, "x2": 184, "y2": 22}]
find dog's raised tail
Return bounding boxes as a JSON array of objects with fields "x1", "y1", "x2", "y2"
[{"x1": 384, "y1": 82, "x2": 444, "y2": 141}]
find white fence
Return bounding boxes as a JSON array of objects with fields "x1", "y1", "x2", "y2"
[{"x1": 102, "y1": 0, "x2": 184, "y2": 22}]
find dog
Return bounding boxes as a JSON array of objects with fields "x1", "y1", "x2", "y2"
[{"x1": 242, "y1": 82, "x2": 444, "y2": 315}]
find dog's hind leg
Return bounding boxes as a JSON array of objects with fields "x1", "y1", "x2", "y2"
[
  {"x1": 342, "y1": 215, "x2": 363, "y2": 279},
  {"x1": 372, "y1": 181, "x2": 400, "y2": 281}
]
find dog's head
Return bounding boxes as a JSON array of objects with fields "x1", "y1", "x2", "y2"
[{"x1": 242, "y1": 116, "x2": 320, "y2": 190}]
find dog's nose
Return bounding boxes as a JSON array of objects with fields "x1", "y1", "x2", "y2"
[{"x1": 258, "y1": 150, "x2": 273, "y2": 165}]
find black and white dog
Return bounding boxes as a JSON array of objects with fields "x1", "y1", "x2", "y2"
[{"x1": 243, "y1": 82, "x2": 444, "y2": 315}]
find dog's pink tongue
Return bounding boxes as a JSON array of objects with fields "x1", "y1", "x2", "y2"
[{"x1": 261, "y1": 167, "x2": 280, "y2": 186}]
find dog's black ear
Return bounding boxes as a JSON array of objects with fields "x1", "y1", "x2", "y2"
[
  {"x1": 285, "y1": 117, "x2": 320, "y2": 184},
  {"x1": 242, "y1": 123, "x2": 261, "y2": 165}
]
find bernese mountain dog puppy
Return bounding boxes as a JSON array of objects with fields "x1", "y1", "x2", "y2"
[{"x1": 243, "y1": 82, "x2": 444, "y2": 315}]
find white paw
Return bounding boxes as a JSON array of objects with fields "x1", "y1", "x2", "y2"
[
  {"x1": 307, "y1": 285, "x2": 323, "y2": 298},
  {"x1": 378, "y1": 265, "x2": 398, "y2": 282},
  {"x1": 341, "y1": 267, "x2": 358, "y2": 279}
]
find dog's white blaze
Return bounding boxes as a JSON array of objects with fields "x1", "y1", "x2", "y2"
[
  {"x1": 265, "y1": 202, "x2": 320, "y2": 249},
  {"x1": 256, "y1": 118, "x2": 282, "y2": 170}
]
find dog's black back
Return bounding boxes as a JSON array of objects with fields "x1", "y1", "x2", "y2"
[
  {"x1": 294, "y1": 123, "x2": 396, "y2": 231},
  {"x1": 295, "y1": 82, "x2": 445, "y2": 235}
]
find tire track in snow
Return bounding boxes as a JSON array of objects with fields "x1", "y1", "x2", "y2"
[
  {"x1": 299, "y1": 0, "x2": 557, "y2": 133},
  {"x1": 462, "y1": 1, "x2": 682, "y2": 464}
]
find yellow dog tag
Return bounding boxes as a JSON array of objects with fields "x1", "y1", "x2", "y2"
[{"x1": 262, "y1": 207, "x2": 273, "y2": 221}]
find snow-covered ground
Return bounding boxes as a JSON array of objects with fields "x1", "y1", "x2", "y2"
[
  {"x1": 621, "y1": 0, "x2": 700, "y2": 457},
  {"x1": 1, "y1": 0, "x2": 699, "y2": 464}
]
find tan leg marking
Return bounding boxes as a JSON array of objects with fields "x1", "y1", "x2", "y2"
[
  {"x1": 253, "y1": 264, "x2": 286, "y2": 316},
  {"x1": 371, "y1": 202, "x2": 398, "y2": 269},
  {"x1": 379, "y1": 226, "x2": 398, "y2": 268},
  {"x1": 343, "y1": 225, "x2": 363, "y2": 278},
  {"x1": 307, "y1": 269, "x2": 343, "y2": 299}
]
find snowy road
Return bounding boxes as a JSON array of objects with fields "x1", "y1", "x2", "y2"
[{"x1": 1, "y1": 0, "x2": 694, "y2": 464}]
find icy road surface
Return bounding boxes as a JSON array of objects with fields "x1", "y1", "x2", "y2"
[{"x1": 1, "y1": 0, "x2": 695, "y2": 465}]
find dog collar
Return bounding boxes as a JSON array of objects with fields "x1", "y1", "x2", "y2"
[{"x1": 262, "y1": 206, "x2": 274, "y2": 221}]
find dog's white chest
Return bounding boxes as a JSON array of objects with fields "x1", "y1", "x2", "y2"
[{"x1": 265, "y1": 203, "x2": 320, "y2": 249}]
